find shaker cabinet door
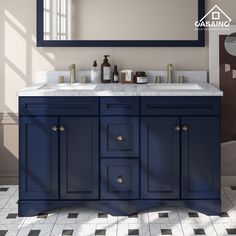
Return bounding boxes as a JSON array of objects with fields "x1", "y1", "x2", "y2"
[
  {"x1": 141, "y1": 117, "x2": 180, "y2": 199},
  {"x1": 60, "y1": 117, "x2": 99, "y2": 199},
  {"x1": 19, "y1": 117, "x2": 59, "y2": 200},
  {"x1": 181, "y1": 117, "x2": 220, "y2": 199}
]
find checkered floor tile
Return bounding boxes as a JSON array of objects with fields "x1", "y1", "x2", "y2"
[{"x1": 1, "y1": 186, "x2": 236, "y2": 235}]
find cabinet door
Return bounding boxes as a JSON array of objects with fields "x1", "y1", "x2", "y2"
[
  {"x1": 181, "y1": 117, "x2": 220, "y2": 199},
  {"x1": 60, "y1": 117, "x2": 99, "y2": 199},
  {"x1": 141, "y1": 117, "x2": 180, "y2": 199},
  {"x1": 19, "y1": 117, "x2": 58, "y2": 200}
]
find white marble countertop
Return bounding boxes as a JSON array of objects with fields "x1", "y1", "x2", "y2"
[{"x1": 17, "y1": 83, "x2": 223, "y2": 97}]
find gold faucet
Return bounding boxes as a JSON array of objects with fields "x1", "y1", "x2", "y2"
[
  {"x1": 68, "y1": 64, "x2": 76, "y2": 83},
  {"x1": 167, "y1": 64, "x2": 174, "y2": 83}
]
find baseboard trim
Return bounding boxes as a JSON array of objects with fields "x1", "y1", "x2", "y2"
[
  {"x1": 221, "y1": 176, "x2": 236, "y2": 186},
  {"x1": 0, "y1": 176, "x2": 18, "y2": 185}
]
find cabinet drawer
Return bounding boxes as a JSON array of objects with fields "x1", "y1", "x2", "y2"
[
  {"x1": 101, "y1": 159, "x2": 139, "y2": 199},
  {"x1": 101, "y1": 117, "x2": 139, "y2": 157},
  {"x1": 19, "y1": 97, "x2": 99, "y2": 116},
  {"x1": 100, "y1": 97, "x2": 139, "y2": 115},
  {"x1": 141, "y1": 97, "x2": 220, "y2": 116}
]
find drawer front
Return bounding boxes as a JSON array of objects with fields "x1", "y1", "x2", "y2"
[
  {"x1": 101, "y1": 117, "x2": 139, "y2": 157},
  {"x1": 101, "y1": 159, "x2": 139, "y2": 199},
  {"x1": 100, "y1": 97, "x2": 139, "y2": 115},
  {"x1": 141, "y1": 97, "x2": 220, "y2": 116},
  {"x1": 19, "y1": 97, "x2": 99, "y2": 116}
]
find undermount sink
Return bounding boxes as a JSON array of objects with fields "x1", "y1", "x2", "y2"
[
  {"x1": 42, "y1": 83, "x2": 98, "y2": 90},
  {"x1": 37, "y1": 83, "x2": 203, "y2": 92},
  {"x1": 146, "y1": 83, "x2": 203, "y2": 90}
]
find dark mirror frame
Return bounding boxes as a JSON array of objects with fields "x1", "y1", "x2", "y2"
[{"x1": 37, "y1": 0, "x2": 205, "y2": 47}]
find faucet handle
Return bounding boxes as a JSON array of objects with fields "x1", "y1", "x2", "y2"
[
  {"x1": 167, "y1": 64, "x2": 173, "y2": 71},
  {"x1": 68, "y1": 64, "x2": 76, "y2": 70}
]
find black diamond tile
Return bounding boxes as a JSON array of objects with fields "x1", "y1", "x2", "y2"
[
  {"x1": 95, "y1": 229, "x2": 106, "y2": 235},
  {"x1": 231, "y1": 186, "x2": 236, "y2": 190},
  {"x1": 161, "y1": 229, "x2": 172, "y2": 235},
  {"x1": 62, "y1": 230, "x2": 73, "y2": 236},
  {"x1": 194, "y1": 229, "x2": 205, "y2": 235},
  {"x1": 220, "y1": 212, "x2": 229, "y2": 217},
  {"x1": 226, "y1": 228, "x2": 236, "y2": 235},
  {"x1": 0, "y1": 230, "x2": 8, "y2": 236},
  {"x1": 98, "y1": 213, "x2": 108, "y2": 218},
  {"x1": 37, "y1": 213, "x2": 48, "y2": 219},
  {"x1": 128, "y1": 229, "x2": 139, "y2": 235},
  {"x1": 129, "y1": 213, "x2": 138, "y2": 218},
  {"x1": 188, "y1": 212, "x2": 199, "y2": 218},
  {"x1": 6, "y1": 213, "x2": 18, "y2": 219},
  {"x1": 67, "y1": 213, "x2": 78, "y2": 218},
  {"x1": 28, "y1": 230, "x2": 41, "y2": 236},
  {"x1": 0, "y1": 187, "x2": 9, "y2": 192},
  {"x1": 159, "y1": 212, "x2": 169, "y2": 218}
]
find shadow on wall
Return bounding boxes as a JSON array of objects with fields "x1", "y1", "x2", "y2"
[
  {"x1": 0, "y1": 113, "x2": 18, "y2": 184},
  {"x1": 0, "y1": 0, "x2": 57, "y2": 184}
]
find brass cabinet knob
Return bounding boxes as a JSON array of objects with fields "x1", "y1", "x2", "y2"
[
  {"x1": 116, "y1": 135, "x2": 124, "y2": 142},
  {"x1": 52, "y1": 126, "x2": 58, "y2": 132},
  {"x1": 182, "y1": 125, "x2": 188, "y2": 131},
  {"x1": 59, "y1": 126, "x2": 65, "y2": 132},
  {"x1": 175, "y1": 125, "x2": 180, "y2": 131},
  {"x1": 117, "y1": 176, "x2": 124, "y2": 184}
]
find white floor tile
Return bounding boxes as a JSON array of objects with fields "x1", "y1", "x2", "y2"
[
  {"x1": 150, "y1": 223, "x2": 184, "y2": 236},
  {"x1": 0, "y1": 208, "x2": 25, "y2": 226},
  {"x1": 148, "y1": 208, "x2": 180, "y2": 224},
  {"x1": 117, "y1": 223, "x2": 150, "y2": 236},
  {"x1": 181, "y1": 223, "x2": 217, "y2": 236},
  {"x1": 118, "y1": 212, "x2": 149, "y2": 225},
  {"x1": 17, "y1": 223, "x2": 54, "y2": 236},
  {"x1": 0, "y1": 224, "x2": 21, "y2": 236}
]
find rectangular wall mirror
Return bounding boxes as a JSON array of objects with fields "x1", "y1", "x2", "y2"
[{"x1": 37, "y1": 0, "x2": 205, "y2": 47}]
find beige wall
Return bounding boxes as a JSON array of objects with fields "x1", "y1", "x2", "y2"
[
  {"x1": 0, "y1": 0, "x2": 236, "y2": 112},
  {"x1": 0, "y1": 0, "x2": 236, "y2": 183}
]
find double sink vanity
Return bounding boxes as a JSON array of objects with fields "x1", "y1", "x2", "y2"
[{"x1": 18, "y1": 81, "x2": 223, "y2": 216}]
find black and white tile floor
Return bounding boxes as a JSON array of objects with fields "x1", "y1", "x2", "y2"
[{"x1": 1, "y1": 186, "x2": 236, "y2": 235}]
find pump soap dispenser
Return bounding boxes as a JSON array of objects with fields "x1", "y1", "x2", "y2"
[{"x1": 101, "y1": 55, "x2": 111, "y2": 83}]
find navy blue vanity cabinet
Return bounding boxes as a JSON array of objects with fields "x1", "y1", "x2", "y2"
[
  {"x1": 60, "y1": 117, "x2": 99, "y2": 199},
  {"x1": 181, "y1": 117, "x2": 220, "y2": 199},
  {"x1": 141, "y1": 117, "x2": 180, "y2": 199},
  {"x1": 19, "y1": 117, "x2": 59, "y2": 200},
  {"x1": 19, "y1": 96, "x2": 221, "y2": 216}
]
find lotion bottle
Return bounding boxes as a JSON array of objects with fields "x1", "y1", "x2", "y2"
[
  {"x1": 101, "y1": 55, "x2": 111, "y2": 83},
  {"x1": 91, "y1": 60, "x2": 99, "y2": 83}
]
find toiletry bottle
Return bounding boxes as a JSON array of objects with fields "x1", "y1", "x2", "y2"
[
  {"x1": 113, "y1": 65, "x2": 119, "y2": 83},
  {"x1": 101, "y1": 55, "x2": 111, "y2": 83},
  {"x1": 91, "y1": 60, "x2": 99, "y2": 83}
]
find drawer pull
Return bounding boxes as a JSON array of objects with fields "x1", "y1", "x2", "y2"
[
  {"x1": 59, "y1": 126, "x2": 65, "y2": 132},
  {"x1": 116, "y1": 135, "x2": 124, "y2": 142},
  {"x1": 182, "y1": 125, "x2": 188, "y2": 131},
  {"x1": 117, "y1": 176, "x2": 124, "y2": 184},
  {"x1": 51, "y1": 126, "x2": 58, "y2": 132},
  {"x1": 175, "y1": 125, "x2": 180, "y2": 131}
]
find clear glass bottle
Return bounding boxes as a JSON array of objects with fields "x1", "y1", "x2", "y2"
[{"x1": 91, "y1": 60, "x2": 99, "y2": 83}]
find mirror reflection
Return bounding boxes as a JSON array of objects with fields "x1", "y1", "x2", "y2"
[{"x1": 43, "y1": 0, "x2": 199, "y2": 41}]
